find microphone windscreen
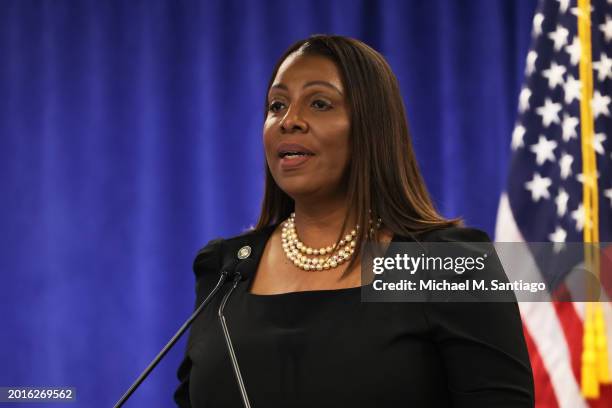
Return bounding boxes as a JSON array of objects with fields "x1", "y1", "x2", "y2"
[
  {"x1": 221, "y1": 259, "x2": 240, "y2": 275},
  {"x1": 235, "y1": 258, "x2": 256, "y2": 281}
]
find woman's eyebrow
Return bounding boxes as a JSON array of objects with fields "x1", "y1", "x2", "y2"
[{"x1": 270, "y1": 81, "x2": 343, "y2": 96}]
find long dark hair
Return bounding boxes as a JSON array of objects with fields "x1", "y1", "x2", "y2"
[{"x1": 256, "y1": 34, "x2": 461, "y2": 273}]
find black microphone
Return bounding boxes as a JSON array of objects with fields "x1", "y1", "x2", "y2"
[
  {"x1": 112, "y1": 259, "x2": 241, "y2": 408},
  {"x1": 218, "y1": 258, "x2": 255, "y2": 408}
]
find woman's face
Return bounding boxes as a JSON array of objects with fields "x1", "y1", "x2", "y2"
[{"x1": 263, "y1": 52, "x2": 351, "y2": 202}]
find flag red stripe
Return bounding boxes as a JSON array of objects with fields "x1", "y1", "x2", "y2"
[
  {"x1": 551, "y1": 286, "x2": 583, "y2": 383},
  {"x1": 523, "y1": 323, "x2": 560, "y2": 408}
]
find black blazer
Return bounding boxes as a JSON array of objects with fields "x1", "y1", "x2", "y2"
[{"x1": 174, "y1": 225, "x2": 535, "y2": 407}]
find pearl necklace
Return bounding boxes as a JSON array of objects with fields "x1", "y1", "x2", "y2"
[{"x1": 280, "y1": 212, "x2": 381, "y2": 271}]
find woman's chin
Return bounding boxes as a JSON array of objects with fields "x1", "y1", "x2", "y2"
[{"x1": 279, "y1": 185, "x2": 317, "y2": 200}]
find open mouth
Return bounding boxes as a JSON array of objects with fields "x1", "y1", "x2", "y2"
[
  {"x1": 278, "y1": 150, "x2": 314, "y2": 169},
  {"x1": 276, "y1": 143, "x2": 315, "y2": 169}
]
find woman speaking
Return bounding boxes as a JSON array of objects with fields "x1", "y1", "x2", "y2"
[{"x1": 174, "y1": 34, "x2": 534, "y2": 407}]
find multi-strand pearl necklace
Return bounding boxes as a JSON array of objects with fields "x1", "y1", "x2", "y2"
[{"x1": 280, "y1": 212, "x2": 381, "y2": 271}]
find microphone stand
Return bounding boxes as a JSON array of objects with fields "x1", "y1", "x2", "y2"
[
  {"x1": 113, "y1": 269, "x2": 232, "y2": 408},
  {"x1": 218, "y1": 272, "x2": 252, "y2": 408}
]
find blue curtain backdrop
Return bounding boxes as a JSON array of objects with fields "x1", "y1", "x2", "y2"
[{"x1": 0, "y1": 0, "x2": 536, "y2": 406}]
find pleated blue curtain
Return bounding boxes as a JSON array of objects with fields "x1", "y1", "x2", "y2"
[{"x1": 0, "y1": 1, "x2": 536, "y2": 406}]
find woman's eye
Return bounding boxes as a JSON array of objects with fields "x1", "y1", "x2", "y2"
[
  {"x1": 268, "y1": 101, "x2": 285, "y2": 113},
  {"x1": 312, "y1": 99, "x2": 331, "y2": 110}
]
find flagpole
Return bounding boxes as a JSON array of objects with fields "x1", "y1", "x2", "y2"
[{"x1": 576, "y1": 0, "x2": 610, "y2": 398}]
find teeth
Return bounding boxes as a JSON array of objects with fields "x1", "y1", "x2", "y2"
[{"x1": 283, "y1": 152, "x2": 307, "y2": 158}]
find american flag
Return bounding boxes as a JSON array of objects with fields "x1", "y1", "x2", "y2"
[{"x1": 495, "y1": 0, "x2": 612, "y2": 406}]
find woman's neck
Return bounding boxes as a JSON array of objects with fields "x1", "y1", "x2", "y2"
[{"x1": 291, "y1": 199, "x2": 356, "y2": 249}]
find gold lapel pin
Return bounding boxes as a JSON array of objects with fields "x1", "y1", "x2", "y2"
[{"x1": 237, "y1": 246, "x2": 251, "y2": 259}]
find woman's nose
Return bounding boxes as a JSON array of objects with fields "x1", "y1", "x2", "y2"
[{"x1": 280, "y1": 106, "x2": 308, "y2": 133}]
